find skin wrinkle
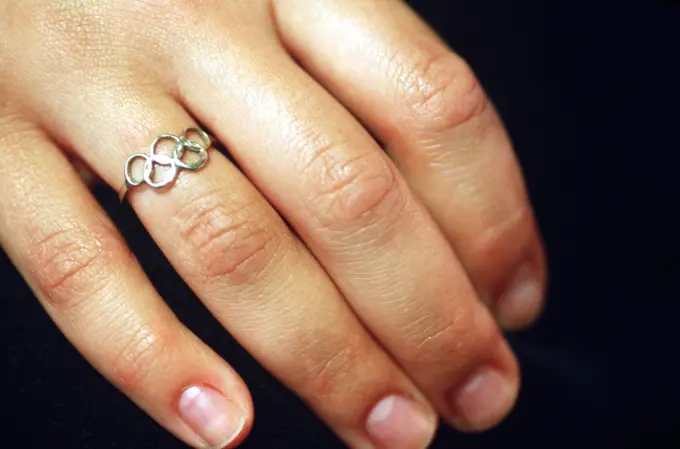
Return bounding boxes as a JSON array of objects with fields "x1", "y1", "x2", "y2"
[
  {"x1": 408, "y1": 102, "x2": 498, "y2": 178},
  {"x1": 196, "y1": 241, "x2": 298, "y2": 315},
  {"x1": 167, "y1": 178, "x2": 291, "y2": 285},
  {"x1": 109, "y1": 321, "x2": 174, "y2": 392},
  {"x1": 7, "y1": 146, "x2": 131, "y2": 310},
  {"x1": 80, "y1": 283, "x2": 136, "y2": 337},
  {"x1": 29, "y1": 223, "x2": 129, "y2": 309},
  {"x1": 33, "y1": 228, "x2": 101, "y2": 291},
  {"x1": 307, "y1": 153, "x2": 403, "y2": 232}
]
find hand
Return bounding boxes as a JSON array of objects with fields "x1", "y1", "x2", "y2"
[{"x1": 0, "y1": 1, "x2": 546, "y2": 448}]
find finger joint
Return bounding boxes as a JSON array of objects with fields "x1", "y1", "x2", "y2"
[
  {"x1": 29, "y1": 223, "x2": 127, "y2": 310},
  {"x1": 109, "y1": 324, "x2": 174, "y2": 393},
  {"x1": 401, "y1": 50, "x2": 489, "y2": 134},
  {"x1": 175, "y1": 189, "x2": 282, "y2": 283},
  {"x1": 302, "y1": 140, "x2": 408, "y2": 236}
]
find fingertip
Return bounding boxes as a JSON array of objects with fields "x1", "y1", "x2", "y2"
[
  {"x1": 496, "y1": 239, "x2": 548, "y2": 330},
  {"x1": 446, "y1": 338, "x2": 520, "y2": 432},
  {"x1": 447, "y1": 367, "x2": 519, "y2": 432},
  {"x1": 366, "y1": 395, "x2": 438, "y2": 449},
  {"x1": 178, "y1": 384, "x2": 253, "y2": 449},
  {"x1": 496, "y1": 264, "x2": 545, "y2": 330}
]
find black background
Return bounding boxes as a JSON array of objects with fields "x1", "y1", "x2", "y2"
[{"x1": 2, "y1": 1, "x2": 678, "y2": 448}]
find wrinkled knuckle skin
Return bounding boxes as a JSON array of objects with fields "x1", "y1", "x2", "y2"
[
  {"x1": 402, "y1": 50, "x2": 489, "y2": 134},
  {"x1": 175, "y1": 190, "x2": 281, "y2": 283},
  {"x1": 29, "y1": 223, "x2": 128, "y2": 310},
  {"x1": 305, "y1": 344, "x2": 361, "y2": 400},
  {"x1": 303, "y1": 141, "x2": 407, "y2": 234},
  {"x1": 410, "y1": 306, "x2": 502, "y2": 373},
  {"x1": 283, "y1": 333, "x2": 367, "y2": 412},
  {"x1": 109, "y1": 325, "x2": 174, "y2": 393},
  {"x1": 466, "y1": 206, "x2": 534, "y2": 268},
  {"x1": 266, "y1": 332, "x2": 381, "y2": 426}
]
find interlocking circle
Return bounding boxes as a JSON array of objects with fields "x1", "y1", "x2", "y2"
[{"x1": 119, "y1": 128, "x2": 212, "y2": 201}]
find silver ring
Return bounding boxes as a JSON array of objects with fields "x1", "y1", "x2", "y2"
[{"x1": 119, "y1": 128, "x2": 212, "y2": 202}]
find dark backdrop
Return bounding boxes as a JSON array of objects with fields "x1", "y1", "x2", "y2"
[{"x1": 2, "y1": 1, "x2": 678, "y2": 448}]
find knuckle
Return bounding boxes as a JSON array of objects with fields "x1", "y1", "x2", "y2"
[
  {"x1": 303, "y1": 140, "x2": 407, "y2": 233},
  {"x1": 411, "y1": 305, "x2": 501, "y2": 370},
  {"x1": 306, "y1": 345, "x2": 360, "y2": 397},
  {"x1": 29, "y1": 223, "x2": 126, "y2": 309},
  {"x1": 175, "y1": 189, "x2": 281, "y2": 282},
  {"x1": 109, "y1": 325, "x2": 174, "y2": 393},
  {"x1": 401, "y1": 50, "x2": 488, "y2": 134},
  {"x1": 289, "y1": 333, "x2": 367, "y2": 402},
  {"x1": 268, "y1": 330, "x2": 379, "y2": 425},
  {"x1": 466, "y1": 205, "x2": 534, "y2": 264}
]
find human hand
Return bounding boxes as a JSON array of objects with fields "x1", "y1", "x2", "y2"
[{"x1": 0, "y1": 1, "x2": 546, "y2": 448}]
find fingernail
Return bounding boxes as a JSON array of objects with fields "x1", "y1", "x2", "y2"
[
  {"x1": 448, "y1": 367, "x2": 518, "y2": 431},
  {"x1": 179, "y1": 385, "x2": 246, "y2": 449},
  {"x1": 497, "y1": 264, "x2": 543, "y2": 329},
  {"x1": 366, "y1": 395, "x2": 435, "y2": 449}
]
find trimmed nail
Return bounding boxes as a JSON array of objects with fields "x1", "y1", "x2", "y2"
[
  {"x1": 497, "y1": 264, "x2": 543, "y2": 329},
  {"x1": 448, "y1": 367, "x2": 518, "y2": 431},
  {"x1": 179, "y1": 385, "x2": 246, "y2": 449},
  {"x1": 366, "y1": 395, "x2": 435, "y2": 449}
]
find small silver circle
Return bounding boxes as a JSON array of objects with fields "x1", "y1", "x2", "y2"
[{"x1": 124, "y1": 153, "x2": 149, "y2": 187}]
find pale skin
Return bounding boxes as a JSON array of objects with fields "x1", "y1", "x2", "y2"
[{"x1": 0, "y1": 1, "x2": 547, "y2": 448}]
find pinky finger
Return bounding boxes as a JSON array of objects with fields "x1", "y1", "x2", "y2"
[{"x1": 0, "y1": 123, "x2": 252, "y2": 449}]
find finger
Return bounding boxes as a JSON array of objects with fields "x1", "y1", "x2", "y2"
[
  {"x1": 178, "y1": 20, "x2": 520, "y2": 431},
  {"x1": 23, "y1": 44, "x2": 438, "y2": 449},
  {"x1": 0, "y1": 120, "x2": 251, "y2": 449},
  {"x1": 273, "y1": 0, "x2": 547, "y2": 329}
]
